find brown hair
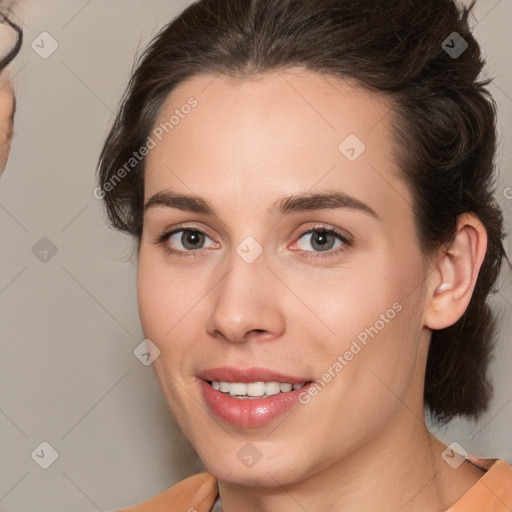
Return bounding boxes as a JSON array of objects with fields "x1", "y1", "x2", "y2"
[
  {"x1": 97, "y1": 0, "x2": 510, "y2": 424},
  {"x1": 0, "y1": 3, "x2": 22, "y2": 72}
]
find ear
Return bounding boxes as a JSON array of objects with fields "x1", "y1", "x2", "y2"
[{"x1": 423, "y1": 212, "x2": 488, "y2": 330}]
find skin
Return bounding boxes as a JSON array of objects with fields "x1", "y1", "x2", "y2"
[
  {"x1": 137, "y1": 68, "x2": 488, "y2": 511},
  {"x1": 0, "y1": 70, "x2": 14, "y2": 175}
]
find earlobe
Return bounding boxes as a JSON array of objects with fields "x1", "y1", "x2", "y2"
[{"x1": 424, "y1": 213, "x2": 488, "y2": 330}]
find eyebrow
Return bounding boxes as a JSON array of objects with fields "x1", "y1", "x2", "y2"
[{"x1": 144, "y1": 190, "x2": 381, "y2": 220}]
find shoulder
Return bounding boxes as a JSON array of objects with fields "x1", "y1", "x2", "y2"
[
  {"x1": 481, "y1": 458, "x2": 512, "y2": 488},
  {"x1": 110, "y1": 472, "x2": 218, "y2": 512},
  {"x1": 448, "y1": 458, "x2": 512, "y2": 511}
]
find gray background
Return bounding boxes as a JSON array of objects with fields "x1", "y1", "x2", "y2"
[{"x1": 0, "y1": 1, "x2": 511, "y2": 511}]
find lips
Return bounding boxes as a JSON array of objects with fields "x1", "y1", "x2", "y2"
[{"x1": 197, "y1": 366, "x2": 314, "y2": 427}]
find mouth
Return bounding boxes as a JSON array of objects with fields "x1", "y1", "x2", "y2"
[{"x1": 197, "y1": 367, "x2": 315, "y2": 427}]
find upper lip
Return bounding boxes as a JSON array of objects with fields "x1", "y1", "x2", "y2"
[{"x1": 197, "y1": 366, "x2": 311, "y2": 384}]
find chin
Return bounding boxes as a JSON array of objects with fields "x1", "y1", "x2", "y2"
[
  {"x1": 205, "y1": 459, "x2": 304, "y2": 488},
  {"x1": 192, "y1": 436, "x2": 313, "y2": 488}
]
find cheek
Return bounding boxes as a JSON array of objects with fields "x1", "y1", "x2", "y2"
[
  {"x1": 136, "y1": 250, "x2": 213, "y2": 373},
  {"x1": 303, "y1": 253, "x2": 423, "y2": 391},
  {"x1": 341, "y1": 276, "x2": 424, "y2": 406},
  {"x1": 136, "y1": 255, "x2": 194, "y2": 406},
  {"x1": 136, "y1": 251, "x2": 189, "y2": 354},
  {"x1": 289, "y1": 257, "x2": 406, "y2": 348},
  {"x1": 136, "y1": 259, "x2": 166, "y2": 341},
  {"x1": 137, "y1": 250, "x2": 196, "y2": 340}
]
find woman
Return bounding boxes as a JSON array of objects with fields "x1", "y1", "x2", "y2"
[
  {"x1": 0, "y1": 5, "x2": 22, "y2": 175},
  {"x1": 97, "y1": 0, "x2": 512, "y2": 510}
]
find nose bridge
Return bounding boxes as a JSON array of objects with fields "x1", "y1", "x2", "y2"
[{"x1": 205, "y1": 242, "x2": 284, "y2": 343}]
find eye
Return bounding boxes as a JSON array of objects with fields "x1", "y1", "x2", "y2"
[
  {"x1": 291, "y1": 226, "x2": 351, "y2": 257},
  {"x1": 154, "y1": 224, "x2": 351, "y2": 259},
  {"x1": 156, "y1": 227, "x2": 219, "y2": 257}
]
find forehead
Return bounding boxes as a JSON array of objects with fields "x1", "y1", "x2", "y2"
[{"x1": 143, "y1": 68, "x2": 412, "y2": 222}]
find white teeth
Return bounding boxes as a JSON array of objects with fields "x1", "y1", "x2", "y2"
[
  {"x1": 265, "y1": 382, "x2": 281, "y2": 396},
  {"x1": 228, "y1": 383, "x2": 247, "y2": 396},
  {"x1": 210, "y1": 380, "x2": 306, "y2": 397},
  {"x1": 247, "y1": 382, "x2": 266, "y2": 397}
]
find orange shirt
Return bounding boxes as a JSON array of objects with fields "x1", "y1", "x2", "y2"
[
  {"x1": 112, "y1": 457, "x2": 512, "y2": 511},
  {"x1": 448, "y1": 458, "x2": 512, "y2": 511}
]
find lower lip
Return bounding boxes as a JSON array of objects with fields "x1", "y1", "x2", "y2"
[{"x1": 199, "y1": 379, "x2": 312, "y2": 428}]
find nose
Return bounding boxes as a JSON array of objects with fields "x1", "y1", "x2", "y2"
[{"x1": 205, "y1": 247, "x2": 286, "y2": 345}]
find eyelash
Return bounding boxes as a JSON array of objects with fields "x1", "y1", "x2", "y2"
[{"x1": 154, "y1": 224, "x2": 352, "y2": 259}]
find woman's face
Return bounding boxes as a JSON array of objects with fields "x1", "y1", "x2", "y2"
[
  {"x1": 138, "y1": 69, "x2": 433, "y2": 486},
  {"x1": 0, "y1": 71, "x2": 14, "y2": 174}
]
